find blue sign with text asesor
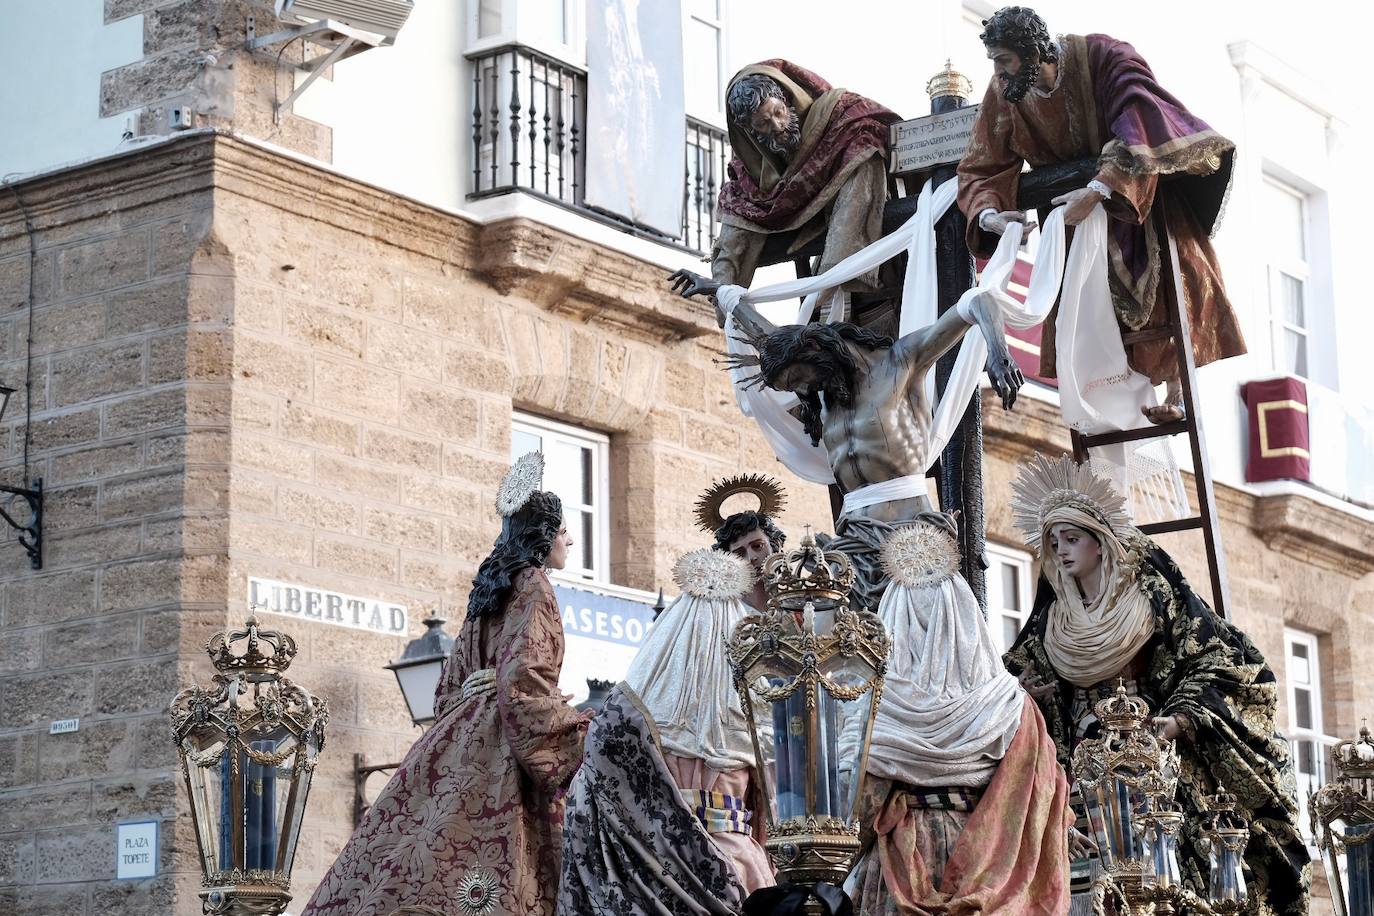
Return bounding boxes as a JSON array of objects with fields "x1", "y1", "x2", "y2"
[{"x1": 554, "y1": 583, "x2": 654, "y2": 648}]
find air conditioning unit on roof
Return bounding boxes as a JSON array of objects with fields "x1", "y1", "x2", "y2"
[{"x1": 274, "y1": 0, "x2": 415, "y2": 45}]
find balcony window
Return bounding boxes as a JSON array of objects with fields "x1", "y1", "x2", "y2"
[
  {"x1": 1283, "y1": 627, "x2": 1338, "y2": 845},
  {"x1": 511, "y1": 413, "x2": 609, "y2": 584},
  {"x1": 465, "y1": 1, "x2": 728, "y2": 256},
  {"x1": 986, "y1": 543, "x2": 1034, "y2": 655},
  {"x1": 1263, "y1": 177, "x2": 1312, "y2": 379}
]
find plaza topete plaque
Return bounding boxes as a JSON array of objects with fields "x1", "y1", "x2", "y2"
[{"x1": 889, "y1": 104, "x2": 981, "y2": 175}]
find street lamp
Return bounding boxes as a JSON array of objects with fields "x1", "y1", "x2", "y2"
[
  {"x1": 727, "y1": 529, "x2": 890, "y2": 910},
  {"x1": 384, "y1": 616, "x2": 454, "y2": 727},
  {"x1": 354, "y1": 617, "x2": 455, "y2": 825},
  {"x1": 170, "y1": 616, "x2": 328, "y2": 915},
  {"x1": 1310, "y1": 723, "x2": 1374, "y2": 916}
]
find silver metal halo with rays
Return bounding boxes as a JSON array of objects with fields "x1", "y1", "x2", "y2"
[
  {"x1": 455, "y1": 867, "x2": 498, "y2": 916},
  {"x1": 495, "y1": 450, "x2": 544, "y2": 517},
  {"x1": 880, "y1": 524, "x2": 961, "y2": 589},
  {"x1": 1010, "y1": 452, "x2": 1133, "y2": 555},
  {"x1": 672, "y1": 547, "x2": 755, "y2": 601}
]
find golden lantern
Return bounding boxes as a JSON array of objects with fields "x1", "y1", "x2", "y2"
[
  {"x1": 727, "y1": 530, "x2": 890, "y2": 906},
  {"x1": 1310, "y1": 724, "x2": 1374, "y2": 916},
  {"x1": 170, "y1": 616, "x2": 328, "y2": 915},
  {"x1": 1074, "y1": 683, "x2": 1250, "y2": 915}
]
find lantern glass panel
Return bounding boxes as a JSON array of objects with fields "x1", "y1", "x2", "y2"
[
  {"x1": 182, "y1": 734, "x2": 228, "y2": 874},
  {"x1": 393, "y1": 658, "x2": 445, "y2": 724},
  {"x1": 1207, "y1": 830, "x2": 1249, "y2": 906},
  {"x1": 238, "y1": 722, "x2": 296, "y2": 873},
  {"x1": 1078, "y1": 765, "x2": 1149, "y2": 871},
  {"x1": 1329, "y1": 819, "x2": 1374, "y2": 916},
  {"x1": 766, "y1": 684, "x2": 808, "y2": 822},
  {"x1": 834, "y1": 689, "x2": 873, "y2": 822},
  {"x1": 1145, "y1": 818, "x2": 1182, "y2": 889}
]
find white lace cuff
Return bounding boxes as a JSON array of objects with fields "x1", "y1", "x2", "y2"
[{"x1": 1087, "y1": 179, "x2": 1113, "y2": 200}]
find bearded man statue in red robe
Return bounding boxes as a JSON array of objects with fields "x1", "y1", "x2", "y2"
[
  {"x1": 957, "y1": 7, "x2": 1246, "y2": 423},
  {"x1": 711, "y1": 60, "x2": 902, "y2": 326}
]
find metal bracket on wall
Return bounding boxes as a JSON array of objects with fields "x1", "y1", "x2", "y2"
[
  {"x1": 0, "y1": 476, "x2": 42, "y2": 569},
  {"x1": 245, "y1": 15, "x2": 387, "y2": 123},
  {"x1": 353, "y1": 752, "x2": 401, "y2": 826}
]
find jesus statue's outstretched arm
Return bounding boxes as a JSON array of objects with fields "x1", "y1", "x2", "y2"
[{"x1": 890, "y1": 291, "x2": 1024, "y2": 409}]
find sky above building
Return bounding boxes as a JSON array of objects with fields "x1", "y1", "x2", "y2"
[{"x1": 728, "y1": 0, "x2": 1365, "y2": 137}]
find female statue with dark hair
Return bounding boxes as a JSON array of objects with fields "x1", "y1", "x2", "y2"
[
  {"x1": 1004, "y1": 455, "x2": 1309, "y2": 916},
  {"x1": 303, "y1": 453, "x2": 590, "y2": 916}
]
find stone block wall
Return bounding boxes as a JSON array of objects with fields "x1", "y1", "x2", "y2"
[{"x1": 0, "y1": 137, "x2": 227, "y2": 912}]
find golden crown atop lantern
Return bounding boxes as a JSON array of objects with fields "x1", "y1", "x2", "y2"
[
  {"x1": 207, "y1": 615, "x2": 298, "y2": 680},
  {"x1": 1333, "y1": 722, "x2": 1374, "y2": 781},
  {"x1": 1093, "y1": 679, "x2": 1153, "y2": 732},
  {"x1": 763, "y1": 526, "x2": 855, "y2": 611}
]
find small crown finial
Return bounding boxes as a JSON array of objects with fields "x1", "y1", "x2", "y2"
[
  {"x1": 763, "y1": 527, "x2": 855, "y2": 611},
  {"x1": 207, "y1": 615, "x2": 298, "y2": 680}
]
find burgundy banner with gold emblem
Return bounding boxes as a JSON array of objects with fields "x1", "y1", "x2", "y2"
[{"x1": 1241, "y1": 376, "x2": 1310, "y2": 483}]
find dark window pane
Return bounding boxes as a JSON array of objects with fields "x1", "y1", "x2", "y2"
[
  {"x1": 1002, "y1": 616, "x2": 1021, "y2": 650},
  {"x1": 582, "y1": 510, "x2": 594, "y2": 571},
  {"x1": 1298, "y1": 739, "x2": 1316, "y2": 775},
  {"x1": 581, "y1": 447, "x2": 593, "y2": 505},
  {"x1": 1001, "y1": 564, "x2": 1020, "y2": 612},
  {"x1": 1294, "y1": 687, "x2": 1313, "y2": 730}
]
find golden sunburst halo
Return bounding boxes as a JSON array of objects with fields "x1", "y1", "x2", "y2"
[
  {"x1": 1010, "y1": 453, "x2": 1133, "y2": 554},
  {"x1": 694, "y1": 473, "x2": 787, "y2": 533}
]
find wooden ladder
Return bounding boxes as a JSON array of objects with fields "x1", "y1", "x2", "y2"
[{"x1": 1068, "y1": 206, "x2": 1231, "y2": 619}]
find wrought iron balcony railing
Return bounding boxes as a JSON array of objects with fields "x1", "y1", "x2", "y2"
[{"x1": 467, "y1": 43, "x2": 728, "y2": 256}]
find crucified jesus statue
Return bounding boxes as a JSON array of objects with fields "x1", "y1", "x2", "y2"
[{"x1": 668, "y1": 268, "x2": 1024, "y2": 610}]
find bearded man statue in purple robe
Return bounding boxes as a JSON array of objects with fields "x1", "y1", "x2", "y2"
[
  {"x1": 711, "y1": 60, "x2": 902, "y2": 326},
  {"x1": 957, "y1": 6, "x2": 1246, "y2": 424}
]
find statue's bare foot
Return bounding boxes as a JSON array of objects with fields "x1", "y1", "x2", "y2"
[
  {"x1": 1141, "y1": 381, "x2": 1185, "y2": 424},
  {"x1": 1142, "y1": 403, "x2": 1186, "y2": 424}
]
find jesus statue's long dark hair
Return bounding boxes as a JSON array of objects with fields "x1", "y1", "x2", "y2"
[
  {"x1": 466, "y1": 490, "x2": 564, "y2": 621},
  {"x1": 756, "y1": 321, "x2": 894, "y2": 447}
]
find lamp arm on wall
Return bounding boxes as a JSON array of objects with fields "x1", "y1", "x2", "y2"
[{"x1": 0, "y1": 476, "x2": 42, "y2": 569}]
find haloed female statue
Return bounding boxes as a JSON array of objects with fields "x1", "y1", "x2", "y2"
[
  {"x1": 302, "y1": 452, "x2": 590, "y2": 916},
  {"x1": 1004, "y1": 454, "x2": 1309, "y2": 916}
]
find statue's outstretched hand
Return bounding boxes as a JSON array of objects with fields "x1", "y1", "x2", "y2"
[
  {"x1": 986, "y1": 350, "x2": 1024, "y2": 410},
  {"x1": 667, "y1": 269, "x2": 720, "y2": 300},
  {"x1": 668, "y1": 269, "x2": 727, "y2": 328},
  {"x1": 1050, "y1": 187, "x2": 1106, "y2": 227},
  {"x1": 981, "y1": 209, "x2": 1037, "y2": 236},
  {"x1": 965, "y1": 291, "x2": 1024, "y2": 409}
]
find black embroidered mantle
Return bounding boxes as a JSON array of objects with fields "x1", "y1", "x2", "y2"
[{"x1": 1004, "y1": 542, "x2": 1310, "y2": 916}]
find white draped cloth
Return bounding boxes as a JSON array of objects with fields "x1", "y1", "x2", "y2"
[
  {"x1": 844, "y1": 563, "x2": 1026, "y2": 788},
  {"x1": 716, "y1": 177, "x2": 1180, "y2": 517},
  {"x1": 622, "y1": 580, "x2": 755, "y2": 771}
]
